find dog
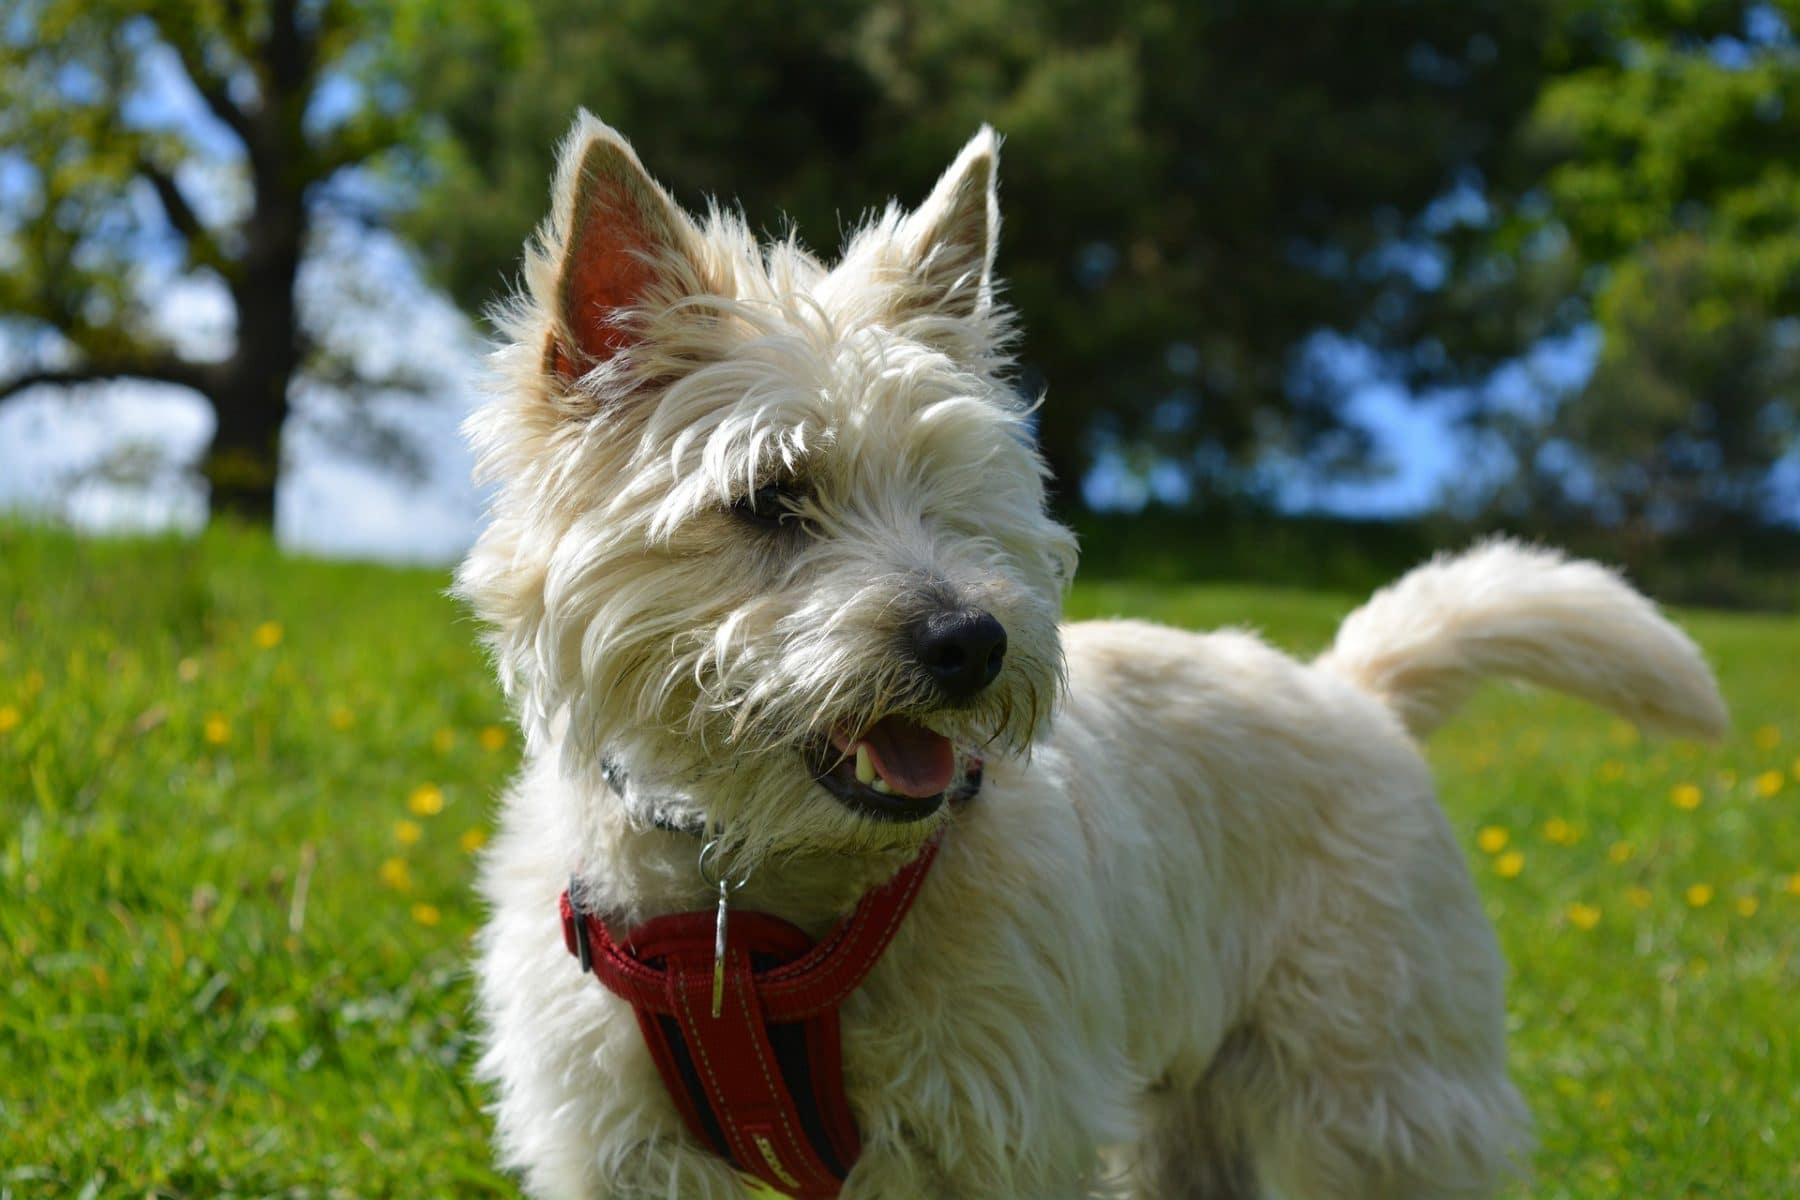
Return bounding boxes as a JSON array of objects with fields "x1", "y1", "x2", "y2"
[{"x1": 457, "y1": 111, "x2": 1728, "y2": 1199}]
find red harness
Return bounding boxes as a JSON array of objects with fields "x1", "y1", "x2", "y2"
[{"x1": 559, "y1": 841, "x2": 938, "y2": 1198}]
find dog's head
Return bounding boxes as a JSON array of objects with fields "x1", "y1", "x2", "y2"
[{"x1": 459, "y1": 112, "x2": 1077, "y2": 859}]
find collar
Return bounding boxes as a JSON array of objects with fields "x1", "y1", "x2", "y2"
[{"x1": 560, "y1": 838, "x2": 941, "y2": 1198}]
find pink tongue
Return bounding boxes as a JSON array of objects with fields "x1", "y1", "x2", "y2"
[{"x1": 854, "y1": 716, "x2": 956, "y2": 799}]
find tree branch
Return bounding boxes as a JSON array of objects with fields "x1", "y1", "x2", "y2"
[
  {"x1": 309, "y1": 116, "x2": 411, "y2": 183},
  {"x1": 146, "y1": 10, "x2": 256, "y2": 148},
  {"x1": 139, "y1": 160, "x2": 233, "y2": 276},
  {"x1": 140, "y1": 161, "x2": 204, "y2": 242},
  {"x1": 0, "y1": 358, "x2": 215, "y2": 405}
]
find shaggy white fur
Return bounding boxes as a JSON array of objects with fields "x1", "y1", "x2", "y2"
[{"x1": 458, "y1": 112, "x2": 1728, "y2": 1199}]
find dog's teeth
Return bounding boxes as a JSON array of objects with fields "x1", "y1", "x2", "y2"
[
  {"x1": 869, "y1": 778, "x2": 892, "y2": 795},
  {"x1": 855, "y1": 744, "x2": 876, "y2": 785}
]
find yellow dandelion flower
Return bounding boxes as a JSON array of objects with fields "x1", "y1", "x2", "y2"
[
  {"x1": 1735, "y1": 896, "x2": 1758, "y2": 918},
  {"x1": 411, "y1": 903, "x2": 442, "y2": 927},
  {"x1": 0, "y1": 704, "x2": 19, "y2": 734},
  {"x1": 1752, "y1": 725, "x2": 1781, "y2": 752},
  {"x1": 459, "y1": 827, "x2": 489, "y2": 854},
  {"x1": 1594, "y1": 1090, "x2": 1615, "y2": 1112},
  {"x1": 203, "y1": 713, "x2": 231, "y2": 745},
  {"x1": 1495, "y1": 851, "x2": 1524, "y2": 878},
  {"x1": 378, "y1": 858, "x2": 412, "y2": 891},
  {"x1": 1684, "y1": 883, "x2": 1714, "y2": 908},
  {"x1": 1785, "y1": 873, "x2": 1800, "y2": 898},
  {"x1": 1792, "y1": 758, "x2": 1800, "y2": 782},
  {"x1": 1607, "y1": 841, "x2": 1634, "y2": 864},
  {"x1": 254, "y1": 621, "x2": 284, "y2": 650},
  {"x1": 1626, "y1": 886, "x2": 1652, "y2": 910},
  {"x1": 328, "y1": 706, "x2": 354, "y2": 731},
  {"x1": 1608, "y1": 720, "x2": 1638, "y2": 747},
  {"x1": 1670, "y1": 783, "x2": 1702, "y2": 811},
  {"x1": 479, "y1": 725, "x2": 508, "y2": 752},
  {"x1": 432, "y1": 727, "x2": 456, "y2": 754},
  {"x1": 1543, "y1": 817, "x2": 1577, "y2": 846},
  {"x1": 1598, "y1": 760, "x2": 1626, "y2": 782},
  {"x1": 23, "y1": 669, "x2": 44, "y2": 695},
  {"x1": 1754, "y1": 770, "x2": 1783, "y2": 798},
  {"x1": 395, "y1": 819, "x2": 422, "y2": 846},
  {"x1": 176, "y1": 656, "x2": 202, "y2": 682},
  {"x1": 1566, "y1": 902, "x2": 1601, "y2": 930},
  {"x1": 408, "y1": 784, "x2": 445, "y2": 816},
  {"x1": 1477, "y1": 826, "x2": 1509, "y2": 854}
]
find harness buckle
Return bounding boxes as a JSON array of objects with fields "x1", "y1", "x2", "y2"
[{"x1": 567, "y1": 874, "x2": 594, "y2": 974}]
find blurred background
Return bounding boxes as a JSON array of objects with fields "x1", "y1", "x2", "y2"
[
  {"x1": 3, "y1": 0, "x2": 1798, "y2": 602},
  {"x1": 4, "y1": 5, "x2": 1799, "y2": 1196}
]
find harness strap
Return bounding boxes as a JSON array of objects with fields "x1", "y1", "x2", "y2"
[{"x1": 560, "y1": 841, "x2": 938, "y2": 1198}]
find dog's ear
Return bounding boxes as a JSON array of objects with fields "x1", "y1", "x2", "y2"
[
  {"x1": 897, "y1": 126, "x2": 1001, "y2": 319},
  {"x1": 544, "y1": 112, "x2": 704, "y2": 381}
]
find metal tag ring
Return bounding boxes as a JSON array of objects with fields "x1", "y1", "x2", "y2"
[{"x1": 697, "y1": 835, "x2": 753, "y2": 892}]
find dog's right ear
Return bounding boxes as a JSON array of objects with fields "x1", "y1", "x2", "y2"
[{"x1": 543, "y1": 112, "x2": 703, "y2": 382}]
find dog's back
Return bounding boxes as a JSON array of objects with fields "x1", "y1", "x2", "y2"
[{"x1": 1047, "y1": 543, "x2": 1724, "y2": 1199}]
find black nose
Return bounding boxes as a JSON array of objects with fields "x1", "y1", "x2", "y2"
[{"x1": 911, "y1": 609, "x2": 1007, "y2": 702}]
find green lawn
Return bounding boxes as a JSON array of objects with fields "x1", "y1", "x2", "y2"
[{"x1": 2, "y1": 525, "x2": 1795, "y2": 1199}]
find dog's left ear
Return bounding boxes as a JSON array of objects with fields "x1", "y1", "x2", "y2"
[{"x1": 897, "y1": 126, "x2": 1001, "y2": 319}]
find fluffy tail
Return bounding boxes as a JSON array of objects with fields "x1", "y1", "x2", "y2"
[{"x1": 1316, "y1": 540, "x2": 1728, "y2": 741}]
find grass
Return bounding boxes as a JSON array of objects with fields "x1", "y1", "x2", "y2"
[{"x1": 1, "y1": 523, "x2": 1795, "y2": 1199}]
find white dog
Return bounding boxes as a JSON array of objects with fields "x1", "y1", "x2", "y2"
[{"x1": 458, "y1": 112, "x2": 1727, "y2": 1199}]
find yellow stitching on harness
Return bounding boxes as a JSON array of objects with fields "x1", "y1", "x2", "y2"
[{"x1": 736, "y1": 1170, "x2": 793, "y2": 1198}]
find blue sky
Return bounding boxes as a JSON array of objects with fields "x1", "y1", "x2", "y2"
[{"x1": 0, "y1": 223, "x2": 488, "y2": 563}]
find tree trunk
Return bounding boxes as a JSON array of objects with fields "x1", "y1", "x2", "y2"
[
  {"x1": 203, "y1": 381, "x2": 286, "y2": 524},
  {"x1": 209, "y1": 231, "x2": 298, "y2": 527},
  {"x1": 208, "y1": 72, "x2": 307, "y2": 528},
  {"x1": 205, "y1": 291, "x2": 297, "y2": 526}
]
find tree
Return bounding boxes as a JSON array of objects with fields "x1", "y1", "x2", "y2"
[
  {"x1": 403, "y1": 0, "x2": 1560, "y2": 511},
  {"x1": 1462, "y1": 0, "x2": 1800, "y2": 529},
  {"x1": 0, "y1": 0, "x2": 514, "y2": 522}
]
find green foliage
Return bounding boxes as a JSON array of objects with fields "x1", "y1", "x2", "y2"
[
  {"x1": 0, "y1": 0, "x2": 411, "y2": 355},
  {"x1": 1486, "y1": 0, "x2": 1800, "y2": 527},
  {"x1": 402, "y1": 0, "x2": 1557, "y2": 498},
  {"x1": 0, "y1": 0, "x2": 519, "y2": 520},
  {"x1": 3, "y1": 524, "x2": 1797, "y2": 1195},
  {"x1": 8, "y1": 1, "x2": 1798, "y2": 529}
]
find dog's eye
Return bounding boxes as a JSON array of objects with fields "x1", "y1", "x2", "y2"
[{"x1": 732, "y1": 481, "x2": 806, "y2": 529}]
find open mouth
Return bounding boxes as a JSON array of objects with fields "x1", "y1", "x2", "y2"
[{"x1": 808, "y1": 715, "x2": 960, "y2": 822}]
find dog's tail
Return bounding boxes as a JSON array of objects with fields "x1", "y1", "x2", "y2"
[{"x1": 1315, "y1": 540, "x2": 1727, "y2": 742}]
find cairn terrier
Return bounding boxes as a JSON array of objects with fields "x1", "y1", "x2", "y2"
[{"x1": 458, "y1": 112, "x2": 1727, "y2": 1199}]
